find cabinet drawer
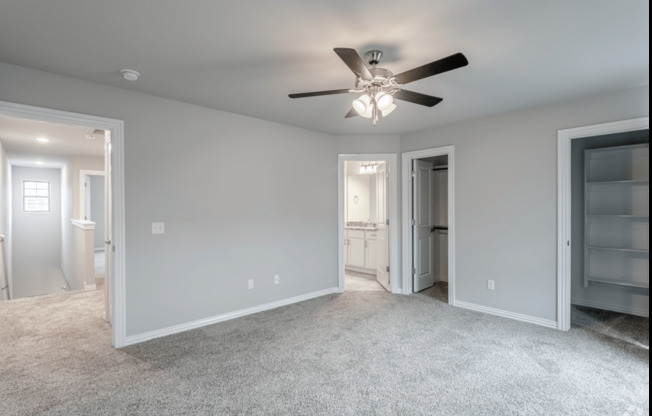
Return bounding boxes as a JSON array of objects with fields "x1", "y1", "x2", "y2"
[{"x1": 348, "y1": 229, "x2": 365, "y2": 239}]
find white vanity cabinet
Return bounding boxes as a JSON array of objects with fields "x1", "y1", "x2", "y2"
[
  {"x1": 365, "y1": 231, "x2": 377, "y2": 270},
  {"x1": 345, "y1": 229, "x2": 377, "y2": 273}
]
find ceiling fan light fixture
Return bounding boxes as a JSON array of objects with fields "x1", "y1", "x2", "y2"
[
  {"x1": 288, "y1": 47, "x2": 468, "y2": 126},
  {"x1": 375, "y1": 92, "x2": 393, "y2": 111},
  {"x1": 352, "y1": 94, "x2": 371, "y2": 115},
  {"x1": 381, "y1": 103, "x2": 397, "y2": 117}
]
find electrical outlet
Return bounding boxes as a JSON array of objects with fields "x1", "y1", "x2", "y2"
[
  {"x1": 274, "y1": 274, "x2": 280, "y2": 285},
  {"x1": 152, "y1": 222, "x2": 165, "y2": 234},
  {"x1": 248, "y1": 279, "x2": 254, "y2": 290},
  {"x1": 488, "y1": 280, "x2": 495, "y2": 290}
]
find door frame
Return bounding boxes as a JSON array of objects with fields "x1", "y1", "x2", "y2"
[
  {"x1": 556, "y1": 117, "x2": 649, "y2": 331},
  {"x1": 79, "y1": 169, "x2": 105, "y2": 222},
  {"x1": 338, "y1": 154, "x2": 399, "y2": 293},
  {"x1": 0, "y1": 100, "x2": 127, "y2": 348},
  {"x1": 402, "y1": 146, "x2": 456, "y2": 300}
]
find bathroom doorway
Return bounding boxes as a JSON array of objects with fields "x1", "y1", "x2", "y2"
[{"x1": 338, "y1": 154, "x2": 399, "y2": 293}]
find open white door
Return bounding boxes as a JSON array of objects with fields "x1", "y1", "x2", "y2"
[
  {"x1": 413, "y1": 160, "x2": 434, "y2": 292},
  {"x1": 376, "y1": 163, "x2": 390, "y2": 290},
  {"x1": 103, "y1": 132, "x2": 112, "y2": 324}
]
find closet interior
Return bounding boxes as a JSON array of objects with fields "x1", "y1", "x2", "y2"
[
  {"x1": 412, "y1": 154, "x2": 448, "y2": 297},
  {"x1": 572, "y1": 130, "x2": 649, "y2": 317}
]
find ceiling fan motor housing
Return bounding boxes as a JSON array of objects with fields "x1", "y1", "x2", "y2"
[{"x1": 364, "y1": 50, "x2": 383, "y2": 66}]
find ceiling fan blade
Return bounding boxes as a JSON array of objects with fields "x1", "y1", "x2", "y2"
[
  {"x1": 345, "y1": 108, "x2": 358, "y2": 118},
  {"x1": 288, "y1": 89, "x2": 351, "y2": 99},
  {"x1": 393, "y1": 90, "x2": 443, "y2": 107},
  {"x1": 334, "y1": 48, "x2": 374, "y2": 80},
  {"x1": 393, "y1": 53, "x2": 468, "y2": 85}
]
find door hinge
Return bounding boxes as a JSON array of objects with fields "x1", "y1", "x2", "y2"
[
  {"x1": 386, "y1": 265, "x2": 390, "y2": 273},
  {"x1": 412, "y1": 267, "x2": 416, "y2": 275},
  {"x1": 411, "y1": 218, "x2": 415, "y2": 226},
  {"x1": 386, "y1": 219, "x2": 390, "y2": 226},
  {"x1": 411, "y1": 170, "x2": 416, "y2": 178}
]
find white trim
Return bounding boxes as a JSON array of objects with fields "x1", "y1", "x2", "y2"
[
  {"x1": 124, "y1": 287, "x2": 339, "y2": 346},
  {"x1": 456, "y1": 300, "x2": 558, "y2": 329},
  {"x1": 557, "y1": 117, "x2": 649, "y2": 331},
  {"x1": 571, "y1": 298, "x2": 649, "y2": 318},
  {"x1": 0, "y1": 100, "x2": 127, "y2": 348},
  {"x1": 338, "y1": 154, "x2": 399, "y2": 294},
  {"x1": 71, "y1": 219, "x2": 96, "y2": 230},
  {"x1": 344, "y1": 265, "x2": 376, "y2": 274},
  {"x1": 78, "y1": 169, "x2": 104, "y2": 221},
  {"x1": 401, "y1": 146, "x2": 456, "y2": 303}
]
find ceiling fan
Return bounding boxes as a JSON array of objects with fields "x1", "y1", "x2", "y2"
[{"x1": 289, "y1": 48, "x2": 469, "y2": 125}]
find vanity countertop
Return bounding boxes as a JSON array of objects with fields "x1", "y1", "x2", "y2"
[{"x1": 345, "y1": 221, "x2": 378, "y2": 231}]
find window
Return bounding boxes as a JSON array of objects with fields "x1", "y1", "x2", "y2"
[{"x1": 23, "y1": 181, "x2": 50, "y2": 212}]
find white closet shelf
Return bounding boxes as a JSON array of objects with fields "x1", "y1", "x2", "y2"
[
  {"x1": 583, "y1": 143, "x2": 649, "y2": 293},
  {"x1": 586, "y1": 277, "x2": 649, "y2": 290},
  {"x1": 586, "y1": 179, "x2": 649, "y2": 185},
  {"x1": 586, "y1": 246, "x2": 649, "y2": 254},
  {"x1": 586, "y1": 214, "x2": 649, "y2": 219}
]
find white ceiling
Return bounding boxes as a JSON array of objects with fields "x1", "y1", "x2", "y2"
[
  {"x1": 0, "y1": 0, "x2": 648, "y2": 135},
  {"x1": 0, "y1": 115, "x2": 104, "y2": 167}
]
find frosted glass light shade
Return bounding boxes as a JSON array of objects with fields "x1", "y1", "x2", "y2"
[
  {"x1": 381, "y1": 104, "x2": 396, "y2": 117},
  {"x1": 353, "y1": 94, "x2": 371, "y2": 114},
  {"x1": 375, "y1": 92, "x2": 393, "y2": 111}
]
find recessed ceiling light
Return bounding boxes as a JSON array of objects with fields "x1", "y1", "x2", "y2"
[
  {"x1": 121, "y1": 69, "x2": 140, "y2": 81},
  {"x1": 35, "y1": 137, "x2": 50, "y2": 143}
]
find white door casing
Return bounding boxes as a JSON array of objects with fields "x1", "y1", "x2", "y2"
[
  {"x1": 104, "y1": 132, "x2": 112, "y2": 324},
  {"x1": 338, "y1": 154, "x2": 398, "y2": 294},
  {"x1": 413, "y1": 159, "x2": 434, "y2": 292},
  {"x1": 376, "y1": 163, "x2": 390, "y2": 291},
  {"x1": 402, "y1": 146, "x2": 455, "y2": 301},
  {"x1": 557, "y1": 117, "x2": 649, "y2": 331},
  {"x1": 0, "y1": 100, "x2": 126, "y2": 347}
]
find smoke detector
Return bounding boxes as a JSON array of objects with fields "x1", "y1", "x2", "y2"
[{"x1": 121, "y1": 69, "x2": 140, "y2": 81}]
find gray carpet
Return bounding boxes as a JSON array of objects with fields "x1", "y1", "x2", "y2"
[{"x1": 0, "y1": 288, "x2": 648, "y2": 415}]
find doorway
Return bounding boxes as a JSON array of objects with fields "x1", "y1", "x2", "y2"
[
  {"x1": 80, "y1": 170, "x2": 106, "y2": 289},
  {"x1": 402, "y1": 146, "x2": 456, "y2": 302},
  {"x1": 557, "y1": 117, "x2": 649, "y2": 331},
  {"x1": 0, "y1": 100, "x2": 126, "y2": 347},
  {"x1": 338, "y1": 154, "x2": 399, "y2": 293}
]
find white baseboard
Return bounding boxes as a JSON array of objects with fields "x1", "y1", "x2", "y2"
[
  {"x1": 454, "y1": 300, "x2": 558, "y2": 329},
  {"x1": 123, "y1": 287, "x2": 339, "y2": 347},
  {"x1": 571, "y1": 297, "x2": 649, "y2": 318},
  {"x1": 345, "y1": 265, "x2": 376, "y2": 274}
]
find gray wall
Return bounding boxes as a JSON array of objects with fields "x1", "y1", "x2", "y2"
[
  {"x1": 0, "y1": 61, "x2": 339, "y2": 335},
  {"x1": 571, "y1": 131, "x2": 649, "y2": 316},
  {"x1": 60, "y1": 156, "x2": 104, "y2": 291},
  {"x1": 90, "y1": 175, "x2": 105, "y2": 250},
  {"x1": 11, "y1": 166, "x2": 64, "y2": 298},
  {"x1": 401, "y1": 86, "x2": 649, "y2": 322},
  {"x1": 0, "y1": 59, "x2": 647, "y2": 335}
]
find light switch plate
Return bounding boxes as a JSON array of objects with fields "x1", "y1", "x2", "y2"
[{"x1": 152, "y1": 222, "x2": 165, "y2": 234}]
